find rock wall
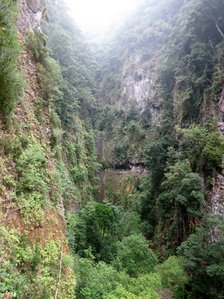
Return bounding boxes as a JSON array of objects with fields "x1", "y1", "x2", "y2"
[
  {"x1": 17, "y1": 0, "x2": 44, "y2": 36},
  {"x1": 120, "y1": 53, "x2": 160, "y2": 118},
  {"x1": 210, "y1": 174, "x2": 224, "y2": 216},
  {"x1": 218, "y1": 86, "x2": 224, "y2": 135},
  {"x1": 209, "y1": 88, "x2": 224, "y2": 242}
]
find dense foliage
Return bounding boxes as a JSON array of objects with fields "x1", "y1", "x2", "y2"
[
  {"x1": 91, "y1": 0, "x2": 224, "y2": 298},
  {"x1": 0, "y1": 0, "x2": 23, "y2": 120},
  {"x1": 69, "y1": 202, "x2": 188, "y2": 299}
]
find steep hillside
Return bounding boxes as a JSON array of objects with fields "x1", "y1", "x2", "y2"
[
  {"x1": 0, "y1": 0, "x2": 75, "y2": 297},
  {"x1": 96, "y1": 0, "x2": 224, "y2": 165},
  {"x1": 0, "y1": 0, "x2": 101, "y2": 297},
  {"x1": 94, "y1": 0, "x2": 224, "y2": 298}
]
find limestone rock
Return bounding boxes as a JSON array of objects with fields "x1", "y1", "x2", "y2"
[
  {"x1": 17, "y1": 0, "x2": 44, "y2": 36},
  {"x1": 218, "y1": 87, "x2": 224, "y2": 113},
  {"x1": 27, "y1": 0, "x2": 42, "y2": 13}
]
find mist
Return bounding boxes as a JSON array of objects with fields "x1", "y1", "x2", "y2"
[{"x1": 66, "y1": 0, "x2": 144, "y2": 34}]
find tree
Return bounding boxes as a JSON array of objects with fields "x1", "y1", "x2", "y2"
[
  {"x1": 105, "y1": 273, "x2": 162, "y2": 299},
  {"x1": 68, "y1": 202, "x2": 119, "y2": 262},
  {"x1": 157, "y1": 160, "x2": 205, "y2": 249},
  {"x1": 178, "y1": 216, "x2": 224, "y2": 299},
  {"x1": 156, "y1": 256, "x2": 189, "y2": 299},
  {"x1": 75, "y1": 258, "x2": 121, "y2": 299},
  {"x1": 178, "y1": 126, "x2": 224, "y2": 173},
  {"x1": 113, "y1": 234, "x2": 158, "y2": 277}
]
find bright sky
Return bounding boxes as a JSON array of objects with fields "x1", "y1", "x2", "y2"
[{"x1": 67, "y1": 0, "x2": 143, "y2": 34}]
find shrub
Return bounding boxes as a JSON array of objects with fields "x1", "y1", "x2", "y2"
[
  {"x1": 16, "y1": 143, "x2": 48, "y2": 224},
  {"x1": 179, "y1": 126, "x2": 224, "y2": 172},
  {"x1": 0, "y1": 0, "x2": 23, "y2": 119},
  {"x1": 156, "y1": 256, "x2": 189, "y2": 299},
  {"x1": 25, "y1": 32, "x2": 48, "y2": 64},
  {"x1": 113, "y1": 234, "x2": 158, "y2": 277}
]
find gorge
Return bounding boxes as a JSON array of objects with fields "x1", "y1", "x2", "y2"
[{"x1": 0, "y1": 0, "x2": 224, "y2": 298}]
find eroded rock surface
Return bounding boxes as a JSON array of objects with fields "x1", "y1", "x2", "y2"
[{"x1": 17, "y1": 0, "x2": 44, "y2": 36}]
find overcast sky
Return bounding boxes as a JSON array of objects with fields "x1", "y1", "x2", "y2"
[{"x1": 67, "y1": 0, "x2": 143, "y2": 34}]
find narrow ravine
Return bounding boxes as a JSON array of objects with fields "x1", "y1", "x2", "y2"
[{"x1": 1, "y1": 0, "x2": 224, "y2": 298}]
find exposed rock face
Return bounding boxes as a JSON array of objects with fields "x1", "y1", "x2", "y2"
[
  {"x1": 111, "y1": 53, "x2": 160, "y2": 120},
  {"x1": 213, "y1": 89, "x2": 224, "y2": 211},
  {"x1": 118, "y1": 53, "x2": 160, "y2": 119},
  {"x1": 210, "y1": 88, "x2": 224, "y2": 242},
  {"x1": 217, "y1": 122, "x2": 224, "y2": 136},
  {"x1": 209, "y1": 173, "x2": 224, "y2": 242},
  {"x1": 218, "y1": 86, "x2": 224, "y2": 135},
  {"x1": 218, "y1": 86, "x2": 224, "y2": 114},
  {"x1": 215, "y1": 88, "x2": 224, "y2": 216},
  {"x1": 100, "y1": 50, "x2": 161, "y2": 120},
  {"x1": 28, "y1": 0, "x2": 42, "y2": 13},
  {"x1": 17, "y1": 0, "x2": 44, "y2": 36},
  {"x1": 210, "y1": 174, "x2": 224, "y2": 216}
]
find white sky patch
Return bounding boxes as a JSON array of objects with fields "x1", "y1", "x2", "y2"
[{"x1": 67, "y1": 0, "x2": 143, "y2": 34}]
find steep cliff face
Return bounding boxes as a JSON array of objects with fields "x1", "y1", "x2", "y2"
[
  {"x1": 18, "y1": 0, "x2": 44, "y2": 36},
  {"x1": 210, "y1": 88, "x2": 224, "y2": 226},
  {"x1": 95, "y1": 2, "x2": 224, "y2": 297},
  {"x1": 0, "y1": 1, "x2": 75, "y2": 297},
  {"x1": 95, "y1": 0, "x2": 188, "y2": 166},
  {"x1": 121, "y1": 53, "x2": 158, "y2": 114},
  {"x1": 102, "y1": 50, "x2": 159, "y2": 114}
]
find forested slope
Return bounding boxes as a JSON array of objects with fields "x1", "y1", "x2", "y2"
[
  {"x1": 0, "y1": 0, "x2": 223, "y2": 298},
  {"x1": 90, "y1": 0, "x2": 224, "y2": 297},
  {"x1": 0, "y1": 0, "x2": 99, "y2": 297}
]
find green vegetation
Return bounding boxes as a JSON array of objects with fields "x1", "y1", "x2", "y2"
[
  {"x1": 70, "y1": 202, "x2": 188, "y2": 299},
  {"x1": 75, "y1": 257, "x2": 163, "y2": 299},
  {"x1": 177, "y1": 126, "x2": 224, "y2": 173},
  {"x1": 89, "y1": 0, "x2": 224, "y2": 298},
  {"x1": 1, "y1": 0, "x2": 98, "y2": 296},
  {"x1": 16, "y1": 142, "x2": 48, "y2": 225},
  {"x1": 178, "y1": 215, "x2": 224, "y2": 299},
  {"x1": 68, "y1": 202, "x2": 141, "y2": 262},
  {"x1": 0, "y1": 0, "x2": 23, "y2": 120},
  {"x1": 113, "y1": 234, "x2": 158, "y2": 276},
  {"x1": 0, "y1": 227, "x2": 75, "y2": 298}
]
